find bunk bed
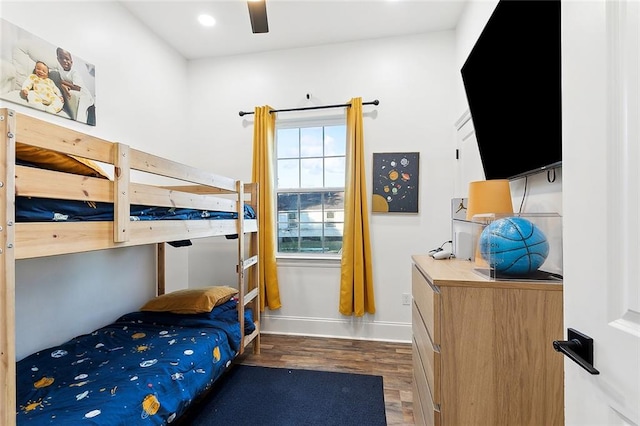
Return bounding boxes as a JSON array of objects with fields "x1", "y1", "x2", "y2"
[{"x1": 0, "y1": 108, "x2": 260, "y2": 425}]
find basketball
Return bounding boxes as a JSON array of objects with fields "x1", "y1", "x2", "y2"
[{"x1": 479, "y1": 217, "x2": 549, "y2": 276}]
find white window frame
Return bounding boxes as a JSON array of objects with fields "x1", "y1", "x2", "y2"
[{"x1": 274, "y1": 114, "x2": 347, "y2": 260}]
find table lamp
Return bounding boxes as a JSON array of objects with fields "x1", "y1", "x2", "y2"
[
  {"x1": 466, "y1": 179, "x2": 514, "y2": 269},
  {"x1": 466, "y1": 179, "x2": 514, "y2": 221}
]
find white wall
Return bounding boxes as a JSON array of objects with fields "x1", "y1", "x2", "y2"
[
  {"x1": 1, "y1": 1, "x2": 191, "y2": 359},
  {"x1": 455, "y1": 0, "x2": 499, "y2": 120},
  {"x1": 185, "y1": 32, "x2": 458, "y2": 342}
]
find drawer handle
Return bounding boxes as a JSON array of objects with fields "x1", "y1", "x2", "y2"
[{"x1": 552, "y1": 328, "x2": 600, "y2": 375}]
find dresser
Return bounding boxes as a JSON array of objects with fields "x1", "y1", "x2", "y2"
[{"x1": 411, "y1": 255, "x2": 564, "y2": 426}]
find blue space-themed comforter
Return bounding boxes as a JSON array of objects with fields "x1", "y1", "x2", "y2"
[
  {"x1": 16, "y1": 299, "x2": 255, "y2": 425},
  {"x1": 16, "y1": 197, "x2": 256, "y2": 222}
]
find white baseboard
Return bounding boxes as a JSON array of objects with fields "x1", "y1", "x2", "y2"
[{"x1": 259, "y1": 314, "x2": 412, "y2": 343}]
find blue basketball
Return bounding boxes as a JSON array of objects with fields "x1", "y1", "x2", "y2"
[{"x1": 479, "y1": 217, "x2": 549, "y2": 276}]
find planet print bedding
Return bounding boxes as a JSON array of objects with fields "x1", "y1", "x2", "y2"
[{"x1": 16, "y1": 299, "x2": 254, "y2": 425}]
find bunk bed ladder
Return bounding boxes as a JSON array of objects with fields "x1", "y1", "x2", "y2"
[
  {"x1": 0, "y1": 109, "x2": 17, "y2": 426},
  {"x1": 247, "y1": 182, "x2": 262, "y2": 354},
  {"x1": 236, "y1": 181, "x2": 260, "y2": 355},
  {"x1": 247, "y1": 182, "x2": 260, "y2": 354}
]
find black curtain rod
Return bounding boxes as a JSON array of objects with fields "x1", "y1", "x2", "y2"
[{"x1": 238, "y1": 99, "x2": 379, "y2": 117}]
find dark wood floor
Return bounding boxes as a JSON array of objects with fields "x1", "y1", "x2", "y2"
[{"x1": 235, "y1": 333, "x2": 415, "y2": 425}]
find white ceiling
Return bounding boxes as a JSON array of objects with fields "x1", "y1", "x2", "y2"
[{"x1": 119, "y1": 0, "x2": 467, "y2": 60}]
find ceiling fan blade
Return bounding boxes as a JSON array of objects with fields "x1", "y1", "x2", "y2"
[{"x1": 247, "y1": 0, "x2": 269, "y2": 34}]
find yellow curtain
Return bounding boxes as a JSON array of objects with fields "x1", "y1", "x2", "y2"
[
  {"x1": 251, "y1": 106, "x2": 282, "y2": 311},
  {"x1": 339, "y1": 97, "x2": 375, "y2": 316}
]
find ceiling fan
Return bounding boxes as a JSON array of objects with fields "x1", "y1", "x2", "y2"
[{"x1": 247, "y1": 0, "x2": 269, "y2": 33}]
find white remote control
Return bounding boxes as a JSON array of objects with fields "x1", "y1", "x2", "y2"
[{"x1": 433, "y1": 250, "x2": 453, "y2": 260}]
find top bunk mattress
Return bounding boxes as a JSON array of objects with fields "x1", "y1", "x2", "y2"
[{"x1": 16, "y1": 197, "x2": 257, "y2": 223}]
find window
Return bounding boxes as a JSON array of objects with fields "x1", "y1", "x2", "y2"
[{"x1": 275, "y1": 117, "x2": 346, "y2": 256}]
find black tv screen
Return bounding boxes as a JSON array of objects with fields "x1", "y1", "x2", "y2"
[{"x1": 461, "y1": 0, "x2": 562, "y2": 180}]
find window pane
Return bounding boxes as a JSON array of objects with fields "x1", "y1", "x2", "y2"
[
  {"x1": 300, "y1": 127, "x2": 323, "y2": 158},
  {"x1": 278, "y1": 228, "x2": 299, "y2": 252},
  {"x1": 324, "y1": 222, "x2": 343, "y2": 253},
  {"x1": 324, "y1": 125, "x2": 346, "y2": 156},
  {"x1": 298, "y1": 192, "x2": 322, "y2": 213},
  {"x1": 299, "y1": 223, "x2": 324, "y2": 252},
  {"x1": 277, "y1": 159, "x2": 299, "y2": 188},
  {"x1": 277, "y1": 193, "x2": 299, "y2": 252},
  {"x1": 277, "y1": 128, "x2": 299, "y2": 158},
  {"x1": 324, "y1": 157, "x2": 345, "y2": 187},
  {"x1": 277, "y1": 193, "x2": 299, "y2": 213},
  {"x1": 326, "y1": 191, "x2": 344, "y2": 207},
  {"x1": 300, "y1": 158, "x2": 323, "y2": 188}
]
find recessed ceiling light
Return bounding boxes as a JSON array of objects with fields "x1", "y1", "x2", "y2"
[{"x1": 198, "y1": 14, "x2": 216, "y2": 27}]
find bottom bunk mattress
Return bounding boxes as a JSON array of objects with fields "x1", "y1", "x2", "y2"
[{"x1": 16, "y1": 299, "x2": 255, "y2": 425}]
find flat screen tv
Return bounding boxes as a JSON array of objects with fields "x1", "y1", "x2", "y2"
[{"x1": 461, "y1": 0, "x2": 561, "y2": 180}]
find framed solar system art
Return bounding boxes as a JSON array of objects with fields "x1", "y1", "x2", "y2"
[{"x1": 372, "y1": 152, "x2": 419, "y2": 213}]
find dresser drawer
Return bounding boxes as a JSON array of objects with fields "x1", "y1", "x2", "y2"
[
  {"x1": 422, "y1": 375, "x2": 441, "y2": 426},
  {"x1": 412, "y1": 340, "x2": 441, "y2": 426},
  {"x1": 412, "y1": 302, "x2": 440, "y2": 407},
  {"x1": 412, "y1": 351, "x2": 428, "y2": 426},
  {"x1": 412, "y1": 264, "x2": 440, "y2": 345}
]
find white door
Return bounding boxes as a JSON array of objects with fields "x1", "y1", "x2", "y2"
[
  {"x1": 454, "y1": 109, "x2": 485, "y2": 198},
  {"x1": 562, "y1": 1, "x2": 640, "y2": 425}
]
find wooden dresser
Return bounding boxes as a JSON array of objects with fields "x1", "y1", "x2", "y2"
[{"x1": 411, "y1": 255, "x2": 564, "y2": 426}]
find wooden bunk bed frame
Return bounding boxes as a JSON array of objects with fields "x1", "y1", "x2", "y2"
[{"x1": 0, "y1": 108, "x2": 260, "y2": 426}]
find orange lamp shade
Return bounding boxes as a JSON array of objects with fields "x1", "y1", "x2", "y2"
[{"x1": 466, "y1": 179, "x2": 514, "y2": 220}]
